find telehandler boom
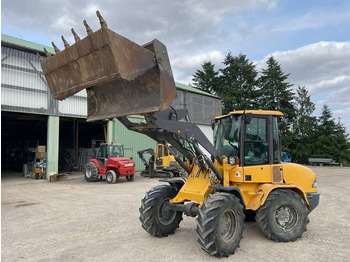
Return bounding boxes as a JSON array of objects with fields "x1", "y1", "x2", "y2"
[{"x1": 40, "y1": 11, "x2": 319, "y2": 257}]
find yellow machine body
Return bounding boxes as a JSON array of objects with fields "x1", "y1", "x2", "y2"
[
  {"x1": 171, "y1": 110, "x2": 318, "y2": 211},
  {"x1": 154, "y1": 144, "x2": 178, "y2": 170}
]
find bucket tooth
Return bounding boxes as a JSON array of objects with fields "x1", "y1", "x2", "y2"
[
  {"x1": 83, "y1": 20, "x2": 93, "y2": 35},
  {"x1": 96, "y1": 10, "x2": 108, "y2": 28},
  {"x1": 61, "y1": 35, "x2": 70, "y2": 48},
  {"x1": 43, "y1": 48, "x2": 52, "y2": 57},
  {"x1": 37, "y1": 52, "x2": 44, "y2": 62},
  {"x1": 51, "y1": 42, "x2": 60, "y2": 53},
  {"x1": 71, "y1": 28, "x2": 81, "y2": 42}
]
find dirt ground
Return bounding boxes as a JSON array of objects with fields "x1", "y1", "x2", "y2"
[{"x1": 2, "y1": 166, "x2": 350, "y2": 262}]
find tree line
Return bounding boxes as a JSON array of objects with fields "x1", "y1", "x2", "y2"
[{"x1": 192, "y1": 53, "x2": 350, "y2": 165}]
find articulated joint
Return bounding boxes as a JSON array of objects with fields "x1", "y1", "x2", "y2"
[{"x1": 164, "y1": 202, "x2": 199, "y2": 217}]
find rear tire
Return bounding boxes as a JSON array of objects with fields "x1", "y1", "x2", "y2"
[
  {"x1": 139, "y1": 185, "x2": 183, "y2": 237},
  {"x1": 126, "y1": 174, "x2": 135, "y2": 181},
  {"x1": 196, "y1": 193, "x2": 245, "y2": 257},
  {"x1": 256, "y1": 189, "x2": 309, "y2": 242},
  {"x1": 85, "y1": 162, "x2": 99, "y2": 182},
  {"x1": 106, "y1": 170, "x2": 117, "y2": 184}
]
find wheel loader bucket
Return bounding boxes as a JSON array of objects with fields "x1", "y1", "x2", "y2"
[{"x1": 39, "y1": 11, "x2": 177, "y2": 121}]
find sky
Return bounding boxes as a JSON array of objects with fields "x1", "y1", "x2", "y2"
[{"x1": 2, "y1": 0, "x2": 350, "y2": 131}]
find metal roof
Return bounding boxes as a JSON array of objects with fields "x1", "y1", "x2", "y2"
[
  {"x1": 1, "y1": 34, "x2": 54, "y2": 54},
  {"x1": 175, "y1": 82, "x2": 219, "y2": 99}
]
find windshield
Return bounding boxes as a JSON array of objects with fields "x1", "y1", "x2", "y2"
[
  {"x1": 109, "y1": 145, "x2": 124, "y2": 157},
  {"x1": 213, "y1": 115, "x2": 241, "y2": 159}
]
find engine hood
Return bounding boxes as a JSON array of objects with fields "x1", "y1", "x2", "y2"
[{"x1": 282, "y1": 163, "x2": 317, "y2": 193}]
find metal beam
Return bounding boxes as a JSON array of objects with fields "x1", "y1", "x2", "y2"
[{"x1": 46, "y1": 116, "x2": 60, "y2": 179}]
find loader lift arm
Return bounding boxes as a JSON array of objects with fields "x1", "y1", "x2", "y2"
[{"x1": 118, "y1": 108, "x2": 223, "y2": 182}]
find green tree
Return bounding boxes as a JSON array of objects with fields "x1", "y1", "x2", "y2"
[
  {"x1": 192, "y1": 61, "x2": 219, "y2": 94},
  {"x1": 258, "y1": 56, "x2": 296, "y2": 146},
  {"x1": 290, "y1": 86, "x2": 317, "y2": 163},
  {"x1": 218, "y1": 53, "x2": 258, "y2": 114},
  {"x1": 313, "y1": 105, "x2": 350, "y2": 163}
]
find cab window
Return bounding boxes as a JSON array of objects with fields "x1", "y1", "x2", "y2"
[
  {"x1": 273, "y1": 117, "x2": 281, "y2": 163},
  {"x1": 110, "y1": 146, "x2": 123, "y2": 157},
  {"x1": 213, "y1": 116, "x2": 241, "y2": 159},
  {"x1": 97, "y1": 144, "x2": 107, "y2": 158},
  {"x1": 157, "y1": 145, "x2": 163, "y2": 158},
  {"x1": 244, "y1": 117, "x2": 268, "y2": 166}
]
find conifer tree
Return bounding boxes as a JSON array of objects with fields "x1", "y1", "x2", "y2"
[
  {"x1": 192, "y1": 61, "x2": 219, "y2": 94},
  {"x1": 313, "y1": 105, "x2": 350, "y2": 164},
  {"x1": 291, "y1": 86, "x2": 317, "y2": 163},
  {"x1": 258, "y1": 56, "x2": 296, "y2": 145},
  {"x1": 219, "y1": 53, "x2": 258, "y2": 114}
]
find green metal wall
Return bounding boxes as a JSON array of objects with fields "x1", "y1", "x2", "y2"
[{"x1": 108, "y1": 118, "x2": 157, "y2": 171}]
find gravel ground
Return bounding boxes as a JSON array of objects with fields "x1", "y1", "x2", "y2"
[{"x1": 2, "y1": 166, "x2": 350, "y2": 262}]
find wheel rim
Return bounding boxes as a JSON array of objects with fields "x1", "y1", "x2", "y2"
[
  {"x1": 274, "y1": 205, "x2": 298, "y2": 230},
  {"x1": 106, "y1": 172, "x2": 112, "y2": 182},
  {"x1": 219, "y1": 209, "x2": 236, "y2": 241},
  {"x1": 158, "y1": 198, "x2": 177, "y2": 225},
  {"x1": 86, "y1": 167, "x2": 91, "y2": 178}
]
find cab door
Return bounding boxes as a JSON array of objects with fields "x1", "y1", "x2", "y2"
[
  {"x1": 155, "y1": 144, "x2": 164, "y2": 168},
  {"x1": 242, "y1": 116, "x2": 271, "y2": 183},
  {"x1": 242, "y1": 115, "x2": 283, "y2": 183},
  {"x1": 270, "y1": 116, "x2": 283, "y2": 183},
  {"x1": 96, "y1": 144, "x2": 108, "y2": 168}
]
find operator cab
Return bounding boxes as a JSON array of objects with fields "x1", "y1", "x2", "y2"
[
  {"x1": 213, "y1": 110, "x2": 283, "y2": 167},
  {"x1": 96, "y1": 143, "x2": 125, "y2": 167}
]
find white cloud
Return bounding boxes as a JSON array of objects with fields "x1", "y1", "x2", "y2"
[
  {"x1": 171, "y1": 49, "x2": 225, "y2": 84},
  {"x1": 2, "y1": 0, "x2": 277, "y2": 49},
  {"x1": 256, "y1": 41, "x2": 350, "y2": 95},
  {"x1": 50, "y1": 15, "x2": 77, "y2": 32},
  {"x1": 172, "y1": 50, "x2": 225, "y2": 71},
  {"x1": 256, "y1": 41, "x2": 350, "y2": 130}
]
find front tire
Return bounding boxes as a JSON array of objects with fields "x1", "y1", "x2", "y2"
[
  {"x1": 85, "y1": 162, "x2": 99, "y2": 182},
  {"x1": 106, "y1": 170, "x2": 117, "y2": 184},
  {"x1": 139, "y1": 185, "x2": 183, "y2": 237},
  {"x1": 256, "y1": 189, "x2": 309, "y2": 242},
  {"x1": 196, "y1": 193, "x2": 245, "y2": 257}
]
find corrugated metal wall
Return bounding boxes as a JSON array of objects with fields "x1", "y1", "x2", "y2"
[
  {"x1": 171, "y1": 89, "x2": 222, "y2": 125},
  {"x1": 1, "y1": 45, "x2": 87, "y2": 118},
  {"x1": 111, "y1": 118, "x2": 157, "y2": 171}
]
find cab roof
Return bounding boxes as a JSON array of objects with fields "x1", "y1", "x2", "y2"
[{"x1": 214, "y1": 109, "x2": 283, "y2": 120}]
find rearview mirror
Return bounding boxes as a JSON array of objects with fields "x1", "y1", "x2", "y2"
[
  {"x1": 243, "y1": 113, "x2": 252, "y2": 124},
  {"x1": 211, "y1": 119, "x2": 217, "y2": 130}
]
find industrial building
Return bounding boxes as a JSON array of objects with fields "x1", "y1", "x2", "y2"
[{"x1": 1, "y1": 34, "x2": 221, "y2": 178}]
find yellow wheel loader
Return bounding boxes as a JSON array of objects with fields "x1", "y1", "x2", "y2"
[
  {"x1": 40, "y1": 11, "x2": 319, "y2": 258},
  {"x1": 137, "y1": 143, "x2": 182, "y2": 178}
]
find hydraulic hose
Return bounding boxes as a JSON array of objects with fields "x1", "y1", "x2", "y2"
[{"x1": 192, "y1": 143, "x2": 223, "y2": 183}]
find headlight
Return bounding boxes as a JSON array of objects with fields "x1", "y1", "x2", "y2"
[
  {"x1": 229, "y1": 156, "x2": 235, "y2": 164},
  {"x1": 312, "y1": 178, "x2": 317, "y2": 188},
  {"x1": 229, "y1": 156, "x2": 239, "y2": 165}
]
